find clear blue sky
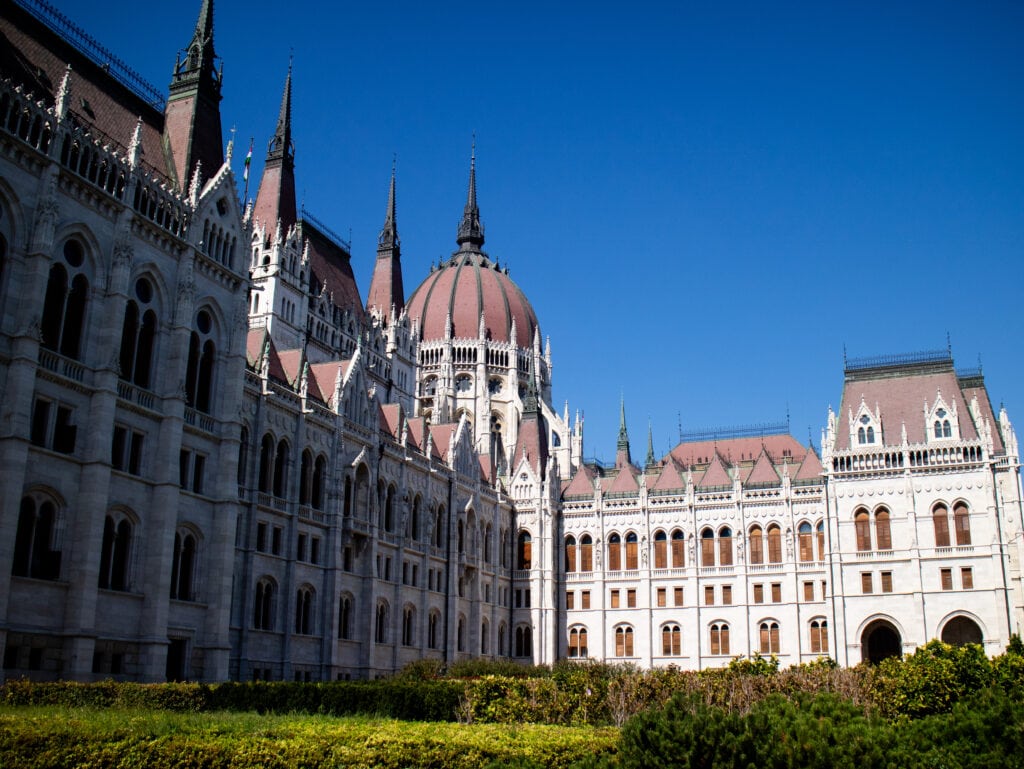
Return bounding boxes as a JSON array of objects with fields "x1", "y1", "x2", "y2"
[{"x1": 55, "y1": 0, "x2": 1024, "y2": 462}]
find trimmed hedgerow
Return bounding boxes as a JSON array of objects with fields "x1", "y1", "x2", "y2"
[{"x1": 0, "y1": 707, "x2": 618, "y2": 769}]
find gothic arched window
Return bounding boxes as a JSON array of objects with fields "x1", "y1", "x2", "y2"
[{"x1": 41, "y1": 239, "x2": 90, "y2": 359}]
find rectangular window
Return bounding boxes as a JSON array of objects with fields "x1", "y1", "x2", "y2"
[
  {"x1": 961, "y1": 567, "x2": 973, "y2": 589},
  {"x1": 128, "y1": 431, "x2": 143, "y2": 475},
  {"x1": 31, "y1": 399, "x2": 50, "y2": 446},
  {"x1": 566, "y1": 591, "x2": 575, "y2": 610},
  {"x1": 524, "y1": 588, "x2": 531, "y2": 607},
  {"x1": 704, "y1": 585, "x2": 715, "y2": 606},
  {"x1": 297, "y1": 533, "x2": 307, "y2": 562},
  {"x1": 803, "y1": 581, "x2": 814, "y2": 602},
  {"x1": 627, "y1": 589, "x2": 637, "y2": 608},
  {"x1": 753, "y1": 584, "x2": 764, "y2": 604},
  {"x1": 343, "y1": 546, "x2": 352, "y2": 572},
  {"x1": 610, "y1": 589, "x2": 620, "y2": 609},
  {"x1": 111, "y1": 426, "x2": 127, "y2": 469},
  {"x1": 656, "y1": 587, "x2": 666, "y2": 607},
  {"x1": 311, "y1": 538, "x2": 321, "y2": 565},
  {"x1": 411, "y1": 563, "x2": 417, "y2": 586},
  {"x1": 192, "y1": 454, "x2": 205, "y2": 494},
  {"x1": 256, "y1": 522, "x2": 267, "y2": 552},
  {"x1": 673, "y1": 587, "x2": 684, "y2": 606},
  {"x1": 771, "y1": 583, "x2": 782, "y2": 603},
  {"x1": 53, "y1": 405, "x2": 76, "y2": 454},
  {"x1": 722, "y1": 585, "x2": 732, "y2": 605},
  {"x1": 112, "y1": 426, "x2": 145, "y2": 474},
  {"x1": 941, "y1": 568, "x2": 953, "y2": 591},
  {"x1": 179, "y1": 449, "x2": 191, "y2": 488},
  {"x1": 272, "y1": 526, "x2": 282, "y2": 556},
  {"x1": 581, "y1": 590, "x2": 591, "y2": 609},
  {"x1": 862, "y1": 572, "x2": 873, "y2": 594},
  {"x1": 881, "y1": 571, "x2": 893, "y2": 593}
]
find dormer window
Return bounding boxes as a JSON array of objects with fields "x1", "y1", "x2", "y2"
[
  {"x1": 933, "y1": 409, "x2": 951, "y2": 439},
  {"x1": 926, "y1": 396, "x2": 959, "y2": 443},
  {"x1": 857, "y1": 414, "x2": 875, "y2": 445}
]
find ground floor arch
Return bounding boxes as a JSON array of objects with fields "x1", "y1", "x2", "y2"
[
  {"x1": 940, "y1": 615, "x2": 983, "y2": 646},
  {"x1": 861, "y1": 619, "x2": 902, "y2": 664}
]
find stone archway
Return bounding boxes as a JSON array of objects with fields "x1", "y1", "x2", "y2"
[
  {"x1": 941, "y1": 616, "x2": 983, "y2": 646},
  {"x1": 862, "y1": 619, "x2": 902, "y2": 664}
]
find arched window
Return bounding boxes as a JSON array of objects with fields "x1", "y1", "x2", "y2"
[
  {"x1": 857, "y1": 426, "x2": 866, "y2": 444},
  {"x1": 299, "y1": 450, "x2": 313, "y2": 505},
  {"x1": 185, "y1": 309, "x2": 216, "y2": 413},
  {"x1": 428, "y1": 611, "x2": 440, "y2": 649},
  {"x1": 480, "y1": 618, "x2": 490, "y2": 654},
  {"x1": 759, "y1": 622, "x2": 781, "y2": 654},
  {"x1": 653, "y1": 530, "x2": 667, "y2": 569},
  {"x1": 12, "y1": 495, "x2": 61, "y2": 580},
  {"x1": 498, "y1": 623, "x2": 507, "y2": 656},
  {"x1": 615, "y1": 626, "x2": 634, "y2": 657},
  {"x1": 383, "y1": 484, "x2": 396, "y2": 532},
  {"x1": 662, "y1": 624, "x2": 681, "y2": 656},
  {"x1": 483, "y1": 523, "x2": 492, "y2": 563},
  {"x1": 854, "y1": 508, "x2": 871, "y2": 552},
  {"x1": 457, "y1": 520, "x2": 465, "y2": 554},
  {"x1": 272, "y1": 439, "x2": 289, "y2": 498},
  {"x1": 338, "y1": 596, "x2": 352, "y2": 639},
  {"x1": 798, "y1": 522, "x2": 814, "y2": 562},
  {"x1": 608, "y1": 533, "x2": 622, "y2": 571},
  {"x1": 98, "y1": 512, "x2": 132, "y2": 591},
  {"x1": 409, "y1": 496, "x2": 421, "y2": 541},
  {"x1": 766, "y1": 524, "x2": 782, "y2": 563},
  {"x1": 810, "y1": 619, "x2": 829, "y2": 653},
  {"x1": 816, "y1": 521, "x2": 825, "y2": 561},
  {"x1": 254, "y1": 578, "x2": 275, "y2": 630},
  {"x1": 701, "y1": 529, "x2": 715, "y2": 567},
  {"x1": 875, "y1": 507, "x2": 892, "y2": 551},
  {"x1": 375, "y1": 602, "x2": 389, "y2": 643},
  {"x1": 294, "y1": 587, "x2": 314, "y2": 634},
  {"x1": 953, "y1": 502, "x2": 971, "y2": 546},
  {"x1": 934, "y1": 421, "x2": 943, "y2": 439},
  {"x1": 671, "y1": 530, "x2": 685, "y2": 567},
  {"x1": 169, "y1": 529, "x2": 197, "y2": 601},
  {"x1": 748, "y1": 525, "x2": 764, "y2": 565},
  {"x1": 237, "y1": 427, "x2": 249, "y2": 486},
  {"x1": 258, "y1": 434, "x2": 274, "y2": 493},
  {"x1": 718, "y1": 527, "x2": 733, "y2": 566},
  {"x1": 943, "y1": 420, "x2": 952, "y2": 438},
  {"x1": 402, "y1": 606, "x2": 415, "y2": 646},
  {"x1": 580, "y1": 534, "x2": 594, "y2": 571},
  {"x1": 41, "y1": 240, "x2": 89, "y2": 359},
  {"x1": 515, "y1": 625, "x2": 532, "y2": 657},
  {"x1": 356, "y1": 465, "x2": 371, "y2": 520},
  {"x1": 434, "y1": 505, "x2": 445, "y2": 548},
  {"x1": 710, "y1": 623, "x2": 730, "y2": 655},
  {"x1": 568, "y1": 626, "x2": 588, "y2": 658},
  {"x1": 517, "y1": 530, "x2": 532, "y2": 569},
  {"x1": 565, "y1": 535, "x2": 577, "y2": 572},
  {"x1": 933, "y1": 503, "x2": 951, "y2": 548},
  {"x1": 312, "y1": 455, "x2": 326, "y2": 510},
  {"x1": 118, "y1": 277, "x2": 157, "y2": 387},
  {"x1": 625, "y1": 531, "x2": 639, "y2": 570}
]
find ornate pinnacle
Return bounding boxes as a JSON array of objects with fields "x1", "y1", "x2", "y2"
[
  {"x1": 617, "y1": 397, "x2": 630, "y2": 452},
  {"x1": 378, "y1": 161, "x2": 399, "y2": 250},
  {"x1": 455, "y1": 141, "x2": 484, "y2": 248}
]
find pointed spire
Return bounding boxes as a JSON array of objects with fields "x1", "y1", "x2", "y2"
[
  {"x1": 252, "y1": 63, "x2": 298, "y2": 235},
  {"x1": 616, "y1": 396, "x2": 632, "y2": 467},
  {"x1": 646, "y1": 422, "x2": 656, "y2": 467},
  {"x1": 456, "y1": 139, "x2": 485, "y2": 249},
  {"x1": 128, "y1": 116, "x2": 143, "y2": 168},
  {"x1": 165, "y1": 0, "x2": 224, "y2": 188},
  {"x1": 378, "y1": 157, "x2": 399, "y2": 250},
  {"x1": 54, "y1": 64, "x2": 71, "y2": 121}
]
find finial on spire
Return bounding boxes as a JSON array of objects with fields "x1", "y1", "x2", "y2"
[
  {"x1": 128, "y1": 116, "x2": 143, "y2": 168},
  {"x1": 267, "y1": 61, "x2": 294, "y2": 162},
  {"x1": 617, "y1": 396, "x2": 629, "y2": 451},
  {"x1": 378, "y1": 159, "x2": 399, "y2": 249},
  {"x1": 456, "y1": 137, "x2": 484, "y2": 249},
  {"x1": 646, "y1": 421, "x2": 656, "y2": 467},
  {"x1": 54, "y1": 64, "x2": 72, "y2": 121}
]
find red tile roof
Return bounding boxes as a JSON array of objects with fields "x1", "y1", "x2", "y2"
[
  {"x1": 380, "y1": 403, "x2": 403, "y2": 439},
  {"x1": 649, "y1": 458, "x2": 687, "y2": 492},
  {"x1": 697, "y1": 453, "x2": 733, "y2": 488},
  {"x1": 605, "y1": 463, "x2": 640, "y2": 494},
  {"x1": 745, "y1": 449, "x2": 781, "y2": 486},
  {"x1": 669, "y1": 434, "x2": 807, "y2": 468},
  {"x1": 563, "y1": 464, "x2": 597, "y2": 498},
  {"x1": 794, "y1": 447, "x2": 823, "y2": 482}
]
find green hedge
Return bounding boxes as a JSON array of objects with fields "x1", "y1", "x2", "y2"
[{"x1": 0, "y1": 708, "x2": 618, "y2": 769}]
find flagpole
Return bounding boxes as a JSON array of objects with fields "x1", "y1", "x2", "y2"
[{"x1": 242, "y1": 137, "x2": 254, "y2": 206}]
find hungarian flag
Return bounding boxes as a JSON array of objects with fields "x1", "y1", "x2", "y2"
[{"x1": 243, "y1": 138, "x2": 253, "y2": 182}]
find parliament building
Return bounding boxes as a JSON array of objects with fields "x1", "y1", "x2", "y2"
[{"x1": 1, "y1": 0, "x2": 1021, "y2": 682}]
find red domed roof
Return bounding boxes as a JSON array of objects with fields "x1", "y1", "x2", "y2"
[{"x1": 406, "y1": 251, "x2": 539, "y2": 348}]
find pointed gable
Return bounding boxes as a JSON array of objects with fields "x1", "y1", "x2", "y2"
[
  {"x1": 245, "y1": 329, "x2": 288, "y2": 382},
  {"x1": 308, "y1": 359, "x2": 350, "y2": 407},
  {"x1": 404, "y1": 416, "x2": 427, "y2": 453},
  {"x1": 379, "y1": 403, "x2": 403, "y2": 439},
  {"x1": 563, "y1": 464, "x2": 597, "y2": 499},
  {"x1": 605, "y1": 464, "x2": 640, "y2": 495},
  {"x1": 650, "y1": 458, "x2": 686, "y2": 493},
  {"x1": 276, "y1": 349, "x2": 303, "y2": 388},
  {"x1": 429, "y1": 423, "x2": 457, "y2": 461},
  {"x1": 793, "y1": 447, "x2": 823, "y2": 483},
  {"x1": 745, "y1": 448, "x2": 781, "y2": 486},
  {"x1": 698, "y1": 453, "x2": 733, "y2": 489}
]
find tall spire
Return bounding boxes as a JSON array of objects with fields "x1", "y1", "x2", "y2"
[
  {"x1": 367, "y1": 161, "x2": 406, "y2": 321},
  {"x1": 456, "y1": 140, "x2": 484, "y2": 250},
  {"x1": 646, "y1": 422, "x2": 656, "y2": 467},
  {"x1": 252, "y1": 63, "x2": 298, "y2": 236},
  {"x1": 164, "y1": 0, "x2": 223, "y2": 188},
  {"x1": 616, "y1": 396, "x2": 632, "y2": 467}
]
